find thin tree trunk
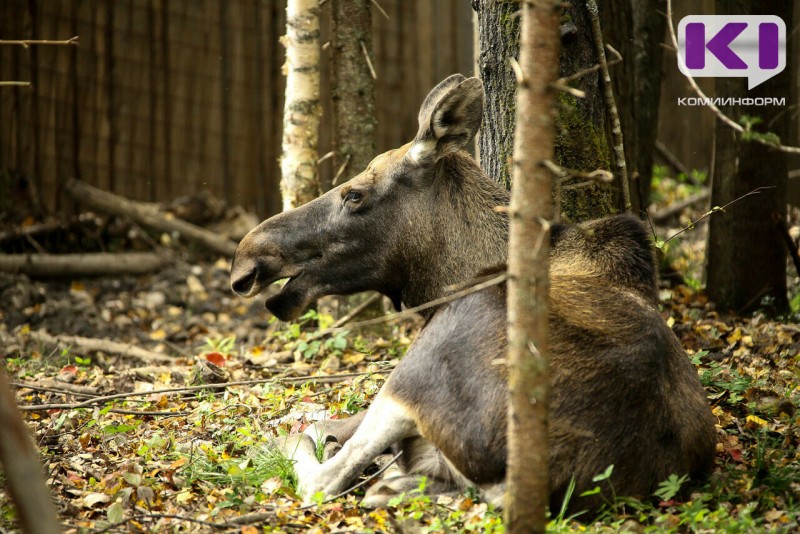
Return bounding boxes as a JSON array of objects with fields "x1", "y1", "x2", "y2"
[
  {"x1": 280, "y1": 0, "x2": 322, "y2": 210},
  {"x1": 0, "y1": 369, "x2": 62, "y2": 534},
  {"x1": 505, "y1": 0, "x2": 559, "y2": 530},
  {"x1": 706, "y1": 0, "x2": 792, "y2": 314},
  {"x1": 604, "y1": 0, "x2": 666, "y2": 214}
]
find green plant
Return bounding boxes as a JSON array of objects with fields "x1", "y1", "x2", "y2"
[{"x1": 654, "y1": 474, "x2": 689, "y2": 502}]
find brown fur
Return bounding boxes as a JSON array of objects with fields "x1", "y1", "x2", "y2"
[{"x1": 231, "y1": 74, "x2": 717, "y2": 514}]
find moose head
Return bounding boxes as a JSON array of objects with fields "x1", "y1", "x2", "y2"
[{"x1": 230, "y1": 74, "x2": 509, "y2": 320}]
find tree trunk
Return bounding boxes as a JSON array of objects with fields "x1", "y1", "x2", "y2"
[
  {"x1": 474, "y1": 0, "x2": 519, "y2": 189},
  {"x1": 280, "y1": 0, "x2": 322, "y2": 210},
  {"x1": 505, "y1": 0, "x2": 558, "y2": 530},
  {"x1": 706, "y1": 0, "x2": 792, "y2": 314},
  {"x1": 0, "y1": 369, "x2": 62, "y2": 534},
  {"x1": 330, "y1": 0, "x2": 375, "y2": 184},
  {"x1": 473, "y1": 0, "x2": 614, "y2": 221},
  {"x1": 328, "y1": 0, "x2": 384, "y2": 321},
  {"x1": 603, "y1": 0, "x2": 666, "y2": 214}
]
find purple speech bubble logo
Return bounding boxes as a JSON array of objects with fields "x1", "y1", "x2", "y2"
[{"x1": 678, "y1": 15, "x2": 786, "y2": 90}]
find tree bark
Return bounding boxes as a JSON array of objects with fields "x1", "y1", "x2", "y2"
[
  {"x1": 328, "y1": 0, "x2": 385, "y2": 321},
  {"x1": 603, "y1": 0, "x2": 666, "y2": 214},
  {"x1": 330, "y1": 0, "x2": 375, "y2": 184},
  {"x1": 706, "y1": 0, "x2": 792, "y2": 314},
  {"x1": 0, "y1": 369, "x2": 62, "y2": 534},
  {"x1": 474, "y1": 0, "x2": 519, "y2": 189},
  {"x1": 505, "y1": 0, "x2": 558, "y2": 531},
  {"x1": 280, "y1": 0, "x2": 322, "y2": 210},
  {"x1": 473, "y1": 0, "x2": 614, "y2": 220}
]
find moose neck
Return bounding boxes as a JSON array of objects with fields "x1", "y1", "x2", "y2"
[{"x1": 396, "y1": 153, "x2": 510, "y2": 315}]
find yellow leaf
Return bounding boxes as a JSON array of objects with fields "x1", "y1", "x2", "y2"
[
  {"x1": 745, "y1": 415, "x2": 768, "y2": 428},
  {"x1": 70, "y1": 281, "x2": 85, "y2": 291},
  {"x1": 666, "y1": 316, "x2": 675, "y2": 328},
  {"x1": 726, "y1": 328, "x2": 742, "y2": 344},
  {"x1": 149, "y1": 328, "x2": 167, "y2": 341}
]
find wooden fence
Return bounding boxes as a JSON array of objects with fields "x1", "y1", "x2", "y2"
[{"x1": 0, "y1": 0, "x2": 473, "y2": 218}]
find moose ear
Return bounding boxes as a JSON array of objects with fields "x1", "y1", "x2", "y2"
[{"x1": 406, "y1": 75, "x2": 485, "y2": 165}]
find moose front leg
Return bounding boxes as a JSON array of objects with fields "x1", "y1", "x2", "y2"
[{"x1": 286, "y1": 392, "x2": 417, "y2": 503}]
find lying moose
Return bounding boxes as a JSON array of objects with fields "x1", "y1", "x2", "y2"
[{"x1": 230, "y1": 74, "x2": 716, "y2": 513}]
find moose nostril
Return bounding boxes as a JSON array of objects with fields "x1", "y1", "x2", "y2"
[{"x1": 231, "y1": 267, "x2": 257, "y2": 295}]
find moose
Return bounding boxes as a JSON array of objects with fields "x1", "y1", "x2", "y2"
[{"x1": 230, "y1": 74, "x2": 716, "y2": 513}]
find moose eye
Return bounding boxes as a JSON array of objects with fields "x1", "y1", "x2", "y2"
[{"x1": 344, "y1": 190, "x2": 364, "y2": 205}]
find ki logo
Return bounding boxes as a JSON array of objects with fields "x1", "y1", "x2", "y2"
[{"x1": 677, "y1": 15, "x2": 786, "y2": 90}]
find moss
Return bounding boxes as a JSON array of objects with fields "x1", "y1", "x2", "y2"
[{"x1": 554, "y1": 92, "x2": 615, "y2": 221}]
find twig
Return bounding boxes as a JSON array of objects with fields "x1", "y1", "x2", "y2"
[
  {"x1": 542, "y1": 160, "x2": 613, "y2": 185},
  {"x1": 360, "y1": 40, "x2": 377, "y2": 80},
  {"x1": 654, "y1": 139, "x2": 689, "y2": 176},
  {"x1": 316, "y1": 271, "x2": 509, "y2": 335},
  {"x1": 222, "y1": 509, "x2": 277, "y2": 526},
  {"x1": 330, "y1": 293, "x2": 382, "y2": 329},
  {"x1": 105, "y1": 408, "x2": 189, "y2": 417},
  {"x1": 665, "y1": 0, "x2": 800, "y2": 155},
  {"x1": 370, "y1": 0, "x2": 390, "y2": 20},
  {"x1": 649, "y1": 189, "x2": 710, "y2": 223},
  {"x1": 301, "y1": 450, "x2": 404, "y2": 508},
  {"x1": 586, "y1": 0, "x2": 630, "y2": 212},
  {"x1": 556, "y1": 43, "x2": 622, "y2": 86},
  {"x1": 16, "y1": 372, "x2": 373, "y2": 412},
  {"x1": 26, "y1": 330, "x2": 176, "y2": 363},
  {"x1": 0, "y1": 81, "x2": 32, "y2": 87},
  {"x1": 317, "y1": 150, "x2": 335, "y2": 165},
  {"x1": 13, "y1": 382, "x2": 99, "y2": 398},
  {"x1": 663, "y1": 187, "x2": 773, "y2": 244},
  {"x1": 331, "y1": 153, "x2": 351, "y2": 186},
  {"x1": 0, "y1": 36, "x2": 78, "y2": 48}
]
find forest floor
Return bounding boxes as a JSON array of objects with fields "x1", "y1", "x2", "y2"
[{"x1": 1, "y1": 173, "x2": 800, "y2": 533}]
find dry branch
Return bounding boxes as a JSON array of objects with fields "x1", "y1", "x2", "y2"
[
  {"x1": 0, "y1": 370, "x2": 62, "y2": 534},
  {"x1": 0, "y1": 36, "x2": 78, "y2": 48},
  {"x1": 65, "y1": 179, "x2": 237, "y2": 257},
  {"x1": 0, "y1": 252, "x2": 167, "y2": 277},
  {"x1": 27, "y1": 330, "x2": 176, "y2": 363},
  {"x1": 16, "y1": 372, "x2": 374, "y2": 412},
  {"x1": 586, "y1": 0, "x2": 630, "y2": 213},
  {"x1": 649, "y1": 189, "x2": 710, "y2": 224}
]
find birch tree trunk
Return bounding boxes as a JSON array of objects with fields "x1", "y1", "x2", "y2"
[
  {"x1": 505, "y1": 0, "x2": 559, "y2": 531},
  {"x1": 280, "y1": 0, "x2": 322, "y2": 210}
]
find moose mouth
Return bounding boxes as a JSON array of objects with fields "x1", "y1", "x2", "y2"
[{"x1": 263, "y1": 272, "x2": 316, "y2": 322}]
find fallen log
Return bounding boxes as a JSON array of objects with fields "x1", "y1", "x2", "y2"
[
  {"x1": 27, "y1": 330, "x2": 175, "y2": 363},
  {"x1": 0, "y1": 252, "x2": 167, "y2": 277},
  {"x1": 66, "y1": 178, "x2": 238, "y2": 257}
]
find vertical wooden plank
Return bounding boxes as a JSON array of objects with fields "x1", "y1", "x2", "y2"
[
  {"x1": 252, "y1": 0, "x2": 268, "y2": 216},
  {"x1": 219, "y1": 0, "x2": 231, "y2": 204}
]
